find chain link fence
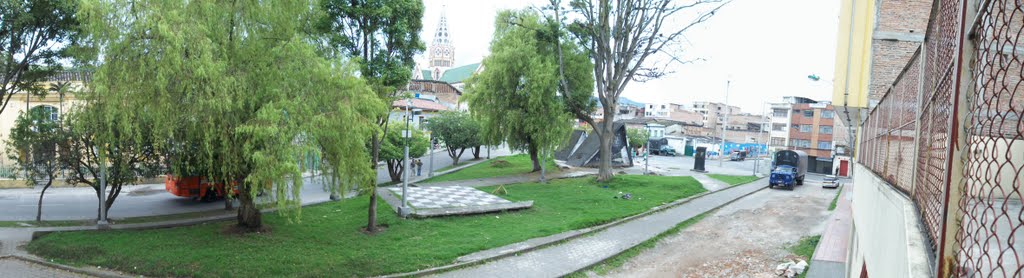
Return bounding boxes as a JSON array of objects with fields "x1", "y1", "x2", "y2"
[{"x1": 858, "y1": 0, "x2": 1024, "y2": 276}]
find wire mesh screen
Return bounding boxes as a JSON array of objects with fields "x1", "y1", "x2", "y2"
[
  {"x1": 952, "y1": 0, "x2": 1024, "y2": 276},
  {"x1": 860, "y1": 50, "x2": 921, "y2": 193}
]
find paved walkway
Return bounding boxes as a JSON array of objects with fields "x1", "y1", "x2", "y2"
[
  {"x1": 807, "y1": 182, "x2": 853, "y2": 278},
  {"x1": 431, "y1": 176, "x2": 766, "y2": 278}
]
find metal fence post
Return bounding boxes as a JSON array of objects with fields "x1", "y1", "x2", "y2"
[{"x1": 937, "y1": 0, "x2": 976, "y2": 275}]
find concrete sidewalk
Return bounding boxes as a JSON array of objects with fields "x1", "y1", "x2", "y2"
[
  {"x1": 430, "y1": 175, "x2": 764, "y2": 278},
  {"x1": 807, "y1": 183, "x2": 853, "y2": 278}
]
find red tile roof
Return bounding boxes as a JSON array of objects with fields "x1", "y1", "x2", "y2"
[{"x1": 392, "y1": 98, "x2": 449, "y2": 112}]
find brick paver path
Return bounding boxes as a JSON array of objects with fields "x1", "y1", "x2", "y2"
[{"x1": 431, "y1": 177, "x2": 766, "y2": 278}]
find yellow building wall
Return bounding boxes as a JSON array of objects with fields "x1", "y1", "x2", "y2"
[{"x1": 833, "y1": 0, "x2": 875, "y2": 110}]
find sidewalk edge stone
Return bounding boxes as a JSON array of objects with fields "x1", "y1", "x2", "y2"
[{"x1": 3, "y1": 254, "x2": 131, "y2": 278}]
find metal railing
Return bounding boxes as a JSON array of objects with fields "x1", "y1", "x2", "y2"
[{"x1": 858, "y1": 0, "x2": 1023, "y2": 276}]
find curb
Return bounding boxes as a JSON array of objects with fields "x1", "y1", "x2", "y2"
[
  {"x1": 1, "y1": 254, "x2": 131, "y2": 278},
  {"x1": 377, "y1": 176, "x2": 767, "y2": 278}
]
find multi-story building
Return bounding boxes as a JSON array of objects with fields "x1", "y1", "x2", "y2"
[
  {"x1": 690, "y1": 101, "x2": 739, "y2": 128},
  {"x1": 787, "y1": 102, "x2": 837, "y2": 174}
]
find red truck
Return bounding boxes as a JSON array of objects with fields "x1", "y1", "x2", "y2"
[{"x1": 165, "y1": 175, "x2": 236, "y2": 202}]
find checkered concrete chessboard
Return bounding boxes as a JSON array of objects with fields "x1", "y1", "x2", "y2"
[{"x1": 388, "y1": 186, "x2": 512, "y2": 209}]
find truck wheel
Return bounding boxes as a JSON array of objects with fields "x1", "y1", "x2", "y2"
[
  {"x1": 797, "y1": 178, "x2": 804, "y2": 185},
  {"x1": 769, "y1": 184, "x2": 774, "y2": 189}
]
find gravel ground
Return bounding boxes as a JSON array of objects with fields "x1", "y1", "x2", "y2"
[{"x1": 601, "y1": 174, "x2": 836, "y2": 278}]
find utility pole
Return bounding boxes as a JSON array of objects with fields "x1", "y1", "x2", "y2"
[
  {"x1": 720, "y1": 79, "x2": 731, "y2": 167},
  {"x1": 754, "y1": 101, "x2": 767, "y2": 176},
  {"x1": 399, "y1": 98, "x2": 411, "y2": 217}
]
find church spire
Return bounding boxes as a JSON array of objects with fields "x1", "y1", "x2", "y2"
[
  {"x1": 433, "y1": 5, "x2": 451, "y2": 45},
  {"x1": 429, "y1": 4, "x2": 455, "y2": 68}
]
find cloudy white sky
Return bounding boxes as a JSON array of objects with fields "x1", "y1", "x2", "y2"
[{"x1": 416, "y1": 0, "x2": 841, "y2": 115}]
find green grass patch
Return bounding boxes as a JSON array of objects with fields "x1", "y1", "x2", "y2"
[
  {"x1": 707, "y1": 174, "x2": 761, "y2": 186},
  {"x1": 788, "y1": 235, "x2": 821, "y2": 278},
  {"x1": 828, "y1": 186, "x2": 844, "y2": 211},
  {"x1": 419, "y1": 154, "x2": 557, "y2": 183},
  {"x1": 570, "y1": 210, "x2": 715, "y2": 277},
  {"x1": 27, "y1": 175, "x2": 705, "y2": 277}
]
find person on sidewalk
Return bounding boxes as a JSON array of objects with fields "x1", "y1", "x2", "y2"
[{"x1": 416, "y1": 159, "x2": 423, "y2": 176}]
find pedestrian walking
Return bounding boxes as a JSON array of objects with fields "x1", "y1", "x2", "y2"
[{"x1": 416, "y1": 159, "x2": 423, "y2": 176}]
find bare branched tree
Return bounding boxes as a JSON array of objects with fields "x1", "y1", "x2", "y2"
[{"x1": 549, "y1": 0, "x2": 726, "y2": 181}]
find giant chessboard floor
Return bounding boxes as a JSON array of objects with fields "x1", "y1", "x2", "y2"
[{"x1": 378, "y1": 185, "x2": 533, "y2": 218}]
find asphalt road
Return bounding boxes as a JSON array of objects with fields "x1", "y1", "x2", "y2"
[{"x1": 0, "y1": 147, "x2": 512, "y2": 221}]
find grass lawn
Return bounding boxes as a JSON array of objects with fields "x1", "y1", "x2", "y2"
[
  {"x1": 707, "y1": 174, "x2": 761, "y2": 186},
  {"x1": 789, "y1": 235, "x2": 821, "y2": 278},
  {"x1": 828, "y1": 186, "x2": 844, "y2": 211},
  {"x1": 419, "y1": 154, "x2": 557, "y2": 183},
  {"x1": 28, "y1": 175, "x2": 706, "y2": 277}
]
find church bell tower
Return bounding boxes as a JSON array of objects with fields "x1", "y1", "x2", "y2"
[{"x1": 428, "y1": 7, "x2": 455, "y2": 69}]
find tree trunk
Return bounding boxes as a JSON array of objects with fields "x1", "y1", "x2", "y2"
[
  {"x1": 236, "y1": 183, "x2": 262, "y2": 230},
  {"x1": 472, "y1": 146, "x2": 481, "y2": 159},
  {"x1": 36, "y1": 180, "x2": 53, "y2": 222},
  {"x1": 528, "y1": 143, "x2": 542, "y2": 172},
  {"x1": 224, "y1": 183, "x2": 234, "y2": 211},
  {"x1": 597, "y1": 108, "x2": 616, "y2": 182},
  {"x1": 367, "y1": 189, "x2": 378, "y2": 232},
  {"x1": 367, "y1": 131, "x2": 382, "y2": 233},
  {"x1": 387, "y1": 160, "x2": 404, "y2": 182},
  {"x1": 449, "y1": 146, "x2": 462, "y2": 166}
]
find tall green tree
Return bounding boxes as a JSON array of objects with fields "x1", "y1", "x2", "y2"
[
  {"x1": 549, "y1": 0, "x2": 724, "y2": 181},
  {"x1": 57, "y1": 98, "x2": 162, "y2": 220},
  {"x1": 317, "y1": 0, "x2": 424, "y2": 233},
  {"x1": 465, "y1": 9, "x2": 594, "y2": 172},
  {"x1": 0, "y1": 0, "x2": 79, "y2": 116},
  {"x1": 380, "y1": 127, "x2": 428, "y2": 182},
  {"x1": 5, "y1": 106, "x2": 62, "y2": 222},
  {"x1": 78, "y1": 0, "x2": 384, "y2": 230},
  {"x1": 427, "y1": 112, "x2": 481, "y2": 167}
]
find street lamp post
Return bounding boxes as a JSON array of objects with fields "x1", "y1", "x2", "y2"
[
  {"x1": 428, "y1": 134, "x2": 434, "y2": 177},
  {"x1": 399, "y1": 98, "x2": 411, "y2": 217},
  {"x1": 95, "y1": 146, "x2": 109, "y2": 228},
  {"x1": 720, "y1": 79, "x2": 731, "y2": 167}
]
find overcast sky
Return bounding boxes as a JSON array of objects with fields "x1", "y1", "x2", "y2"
[{"x1": 416, "y1": 0, "x2": 841, "y2": 115}]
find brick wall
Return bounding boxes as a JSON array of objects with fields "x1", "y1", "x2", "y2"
[{"x1": 868, "y1": 0, "x2": 932, "y2": 103}]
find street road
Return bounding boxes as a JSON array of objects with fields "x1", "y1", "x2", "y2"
[{"x1": 0, "y1": 147, "x2": 512, "y2": 221}]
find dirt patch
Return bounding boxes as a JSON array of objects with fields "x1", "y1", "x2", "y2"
[{"x1": 602, "y1": 184, "x2": 834, "y2": 277}]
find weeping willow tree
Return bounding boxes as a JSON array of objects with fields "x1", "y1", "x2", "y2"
[{"x1": 78, "y1": 0, "x2": 384, "y2": 230}]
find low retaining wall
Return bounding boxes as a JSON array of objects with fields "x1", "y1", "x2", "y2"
[{"x1": 847, "y1": 163, "x2": 933, "y2": 277}]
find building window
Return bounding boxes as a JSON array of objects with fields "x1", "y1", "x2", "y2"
[
  {"x1": 773, "y1": 109, "x2": 787, "y2": 117},
  {"x1": 660, "y1": 105, "x2": 665, "y2": 109},
  {"x1": 791, "y1": 139, "x2": 811, "y2": 148},
  {"x1": 772, "y1": 123, "x2": 786, "y2": 131},
  {"x1": 819, "y1": 125, "x2": 833, "y2": 134},
  {"x1": 818, "y1": 141, "x2": 832, "y2": 150},
  {"x1": 822, "y1": 110, "x2": 834, "y2": 119},
  {"x1": 803, "y1": 110, "x2": 814, "y2": 117},
  {"x1": 771, "y1": 137, "x2": 786, "y2": 146},
  {"x1": 800, "y1": 125, "x2": 811, "y2": 132}
]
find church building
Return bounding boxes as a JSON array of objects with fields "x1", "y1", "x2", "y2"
[{"x1": 407, "y1": 8, "x2": 483, "y2": 112}]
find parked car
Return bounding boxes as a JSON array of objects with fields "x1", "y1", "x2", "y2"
[
  {"x1": 652, "y1": 145, "x2": 676, "y2": 156},
  {"x1": 729, "y1": 150, "x2": 748, "y2": 161}
]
